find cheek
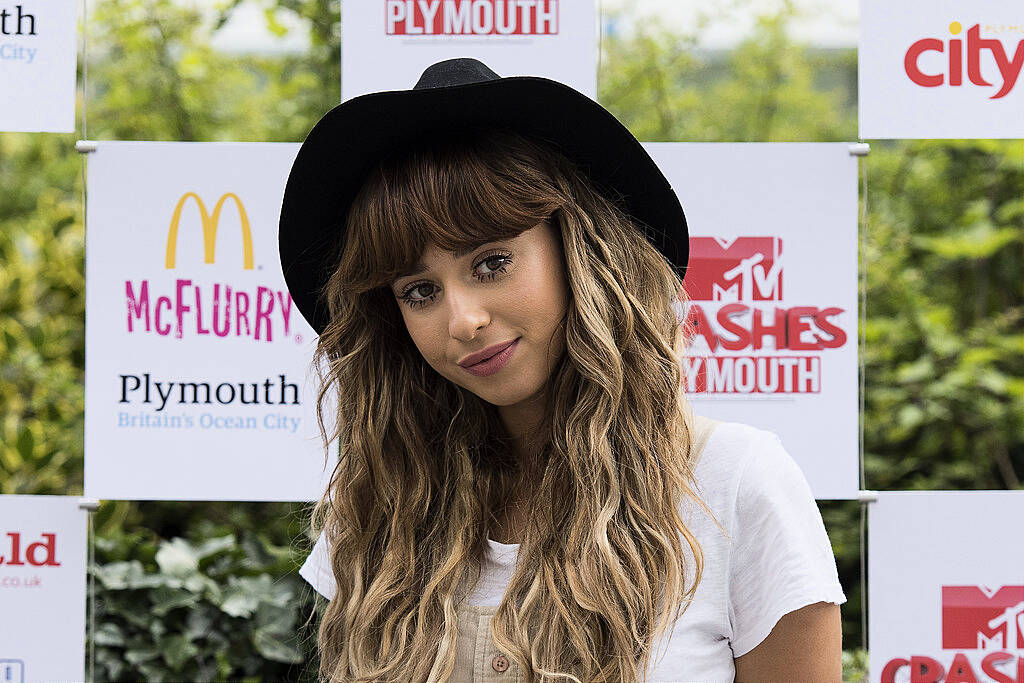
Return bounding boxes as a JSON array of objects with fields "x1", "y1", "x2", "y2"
[
  {"x1": 401, "y1": 314, "x2": 444, "y2": 366},
  {"x1": 516, "y1": 262, "x2": 568, "y2": 327}
]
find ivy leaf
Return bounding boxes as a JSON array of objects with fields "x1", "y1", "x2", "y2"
[
  {"x1": 160, "y1": 633, "x2": 200, "y2": 671},
  {"x1": 124, "y1": 644, "x2": 161, "y2": 666},
  {"x1": 155, "y1": 538, "x2": 200, "y2": 578},
  {"x1": 185, "y1": 604, "x2": 217, "y2": 640},
  {"x1": 92, "y1": 622, "x2": 126, "y2": 647},
  {"x1": 93, "y1": 560, "x2": 146, "y2": 590},
  {"x1": 150, "y1": 586, "x2": 200, "y2": 616},
  {"x1": 218, "y1": 576, "x2": 269, "y2": 618},
  {"x1": 252, "y1": 628, "x2": 304, "y2": 664},
  {"x1": 194, "y1": 534, "x2": 236, "y2": 563}
]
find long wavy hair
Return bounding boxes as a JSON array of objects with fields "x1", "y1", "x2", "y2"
[{"x1": 308, "y1": 128, "x2": 720, "y2": 682}]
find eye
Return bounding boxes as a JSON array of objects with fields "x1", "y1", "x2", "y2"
[
  {"x1": 397, "y1": 252, "x2": 516, "y2": 311},
  {"x1": 397, "y1": 282, "x2": 434, "y2": 309},
  {"x1": 476, "y1": 252, "x2": 513, "y2": 280}
]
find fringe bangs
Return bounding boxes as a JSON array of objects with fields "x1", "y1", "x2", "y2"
[{"x1": 337, "y1": 129, "x2": 565, "y2": 293}]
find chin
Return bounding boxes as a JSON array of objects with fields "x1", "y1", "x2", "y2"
[
  {"x1": 477, "y1": 390, "x2": 532, "y2": 407},
  {"x1": 458, "y1": 377, "x2": 544, "y2": 407}
]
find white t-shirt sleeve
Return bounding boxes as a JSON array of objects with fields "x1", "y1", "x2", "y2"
[
  {"x1": 299, "y1": 530, "x2": 337, "y2": 601},
  {"x1": 726, "y1": 429, "x2": 847, "y2": 657}
]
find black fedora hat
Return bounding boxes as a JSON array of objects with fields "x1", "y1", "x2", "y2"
[{"x1": 279, "y1": 57, "x2": 688, "y2": 336}]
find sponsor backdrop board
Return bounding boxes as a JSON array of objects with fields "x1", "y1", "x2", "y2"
[
  {"x1": 342, "y1": 0, "x2": 597, "y2": 101},
  {"x1": 84, "y1": 142, "x2": 335, "y2": 501},
  {"x1": 0, "y1": 495, "x2": 87, "y2": 683},
  {"x1": 0, "y1": 0, "x2": 78, "y2": 132},
  {"x1": 646, "y1": 143, "x2": 858, "y2": 500},
  {"x1": 869, "y1": 491, "x2": 1024, "y2": 682},
  {"x1": 860, "y1": 0, "x2": 1024, "y2": 138}
]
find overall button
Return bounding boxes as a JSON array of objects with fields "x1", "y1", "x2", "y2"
[{"x1": 491, "y1": 653, "x2": 510, "y2": 673}]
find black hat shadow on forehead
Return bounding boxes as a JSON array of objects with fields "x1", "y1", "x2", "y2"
[{"x1": 279, "y1": 57, "x2": 688, "y2": 336}]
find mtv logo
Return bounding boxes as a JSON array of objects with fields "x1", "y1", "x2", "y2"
[
  {"x1": 0, "y1": 660, "x2": 25, "y2": 683},
  {"x1": 942, "y1": 585, "x2": 1024, "y2": 649},
  {"x1": 683, "y1": 237, "x2": 783, "y2": 302}
]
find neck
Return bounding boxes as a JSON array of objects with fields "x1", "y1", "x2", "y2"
[
  {"x1": 491, "y1": 388, "x2": 549, "y2": 544},
  {"x1": 497, "y1": 382, "x2": 550, "y2": 458}
]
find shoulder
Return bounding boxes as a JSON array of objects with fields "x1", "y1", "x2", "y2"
[
  {"x1": 691, "y1": 420, "x2": 789, "y2": 509},
  {"x1": 701, "y1": 421, "x2": 847, "y2": 657},
  {"x1": 680, "y1": 419, "x2": 795, "y2": 557},
  {"x1": 698, "y1": 419, "x2": 780, "y2": 469},
  {"x1": 690, "y1": 419, "x2": 824, "y2": 552},
  {"x1": 707, "y1": 420, "x2": 816, "y2": 516}
]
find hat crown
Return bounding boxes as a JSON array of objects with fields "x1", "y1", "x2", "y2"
[
  {"x1": 281, "y1": 57, "x2": 687, "y2": 335},
  {"x1": 413, "y1": 57, "x2": 501, "y2": 90}
]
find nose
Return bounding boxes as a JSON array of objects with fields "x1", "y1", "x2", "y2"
[{"x1": 446, "y1": 283, "x2": 490, "y2": 341}]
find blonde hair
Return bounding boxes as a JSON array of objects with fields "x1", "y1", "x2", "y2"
[{"x1": 308, "y1": 129, "x2": 719, "y2": 682}]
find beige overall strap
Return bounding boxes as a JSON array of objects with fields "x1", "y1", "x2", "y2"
[{"x1": 690, "y1": 414, "x2": 722, "y2": 466}]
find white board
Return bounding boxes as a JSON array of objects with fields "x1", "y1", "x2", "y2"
[
  {"x1": 0, "y1": 0, "x2": 78, "y2": 132},
  {"x1": 860, "y1": 0, "x2": 1024, "y2": 138},
  {"x1": 0, "y1": 495, "x2": 88, "y2": 683},
  {"x1": 342, "y1": 0, "x2": 597, "y2": 101},
  {"x1": 84, "y1": 141, "x2": 335, "y2": 501},
  {"x1": 647, "y1": 142, "x2": 859, "y2": 499},
  {"x1": 869, "y1": 491, "x2": 1024, "y2": 681}
]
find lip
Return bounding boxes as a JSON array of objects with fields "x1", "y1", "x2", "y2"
[
  {"x1": 457, "y1": 338, "x2": 519, "y2": 368},
  {"x1": 458, "y1": 338, "x2": 520, "y2": 377}
]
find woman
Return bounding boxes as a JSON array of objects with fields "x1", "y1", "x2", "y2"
[{"x1": 280, "y1": 58, "x2": 845, "y2": 683}]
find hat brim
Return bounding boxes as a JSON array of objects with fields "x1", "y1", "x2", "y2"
[{"x1": 279, "y1": 76, "x2": 688, "y2": 335}]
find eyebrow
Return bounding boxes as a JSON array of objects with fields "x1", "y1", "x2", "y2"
[{"x1": 392, "y1": 240, "x2": 494, "y2": 282}]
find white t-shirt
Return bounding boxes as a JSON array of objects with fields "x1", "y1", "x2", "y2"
[{"x1": 299, "y1": 420, "x2": 846, "y2": 682}]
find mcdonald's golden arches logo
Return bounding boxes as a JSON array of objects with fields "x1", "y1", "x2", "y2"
[{"x1": 165, "y1": 192, "x2": 255, "y2": 270}]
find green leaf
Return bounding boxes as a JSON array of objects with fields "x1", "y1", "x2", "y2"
[
  {"x1": 159, "y1": 633, "x2": 200, "y2": 671},
  {"x1": 976, "y1": 370, "x2": 1008, "y2": 395},
  {"x1": 185, "y1": 604, "x2": 217, "y2": 640},
  {"x1": 92, "y1": 621, "x2": 126, "y2": 647},
  {"x1": 252, "y1": 628, "x2": 304, "y2": 664},
  {"x1": 961, "y1": 347, "x2": 999, "y2": 367},
  {"x1": 913, "y1": 221, "x2": 1021, "y2": 260},
  {"x1": 218, "y1": 576, "x2": 267, "y2": 618},
  {"x1": 194, "y1": 534, "x2": 236, "y2": 562},
  {"x1": 93, "y1": 560, "x2": 146, "y2": 590},
  {"x1": 16, "y1": 423, "x2": 35, "y2": 460},
  {"x1": 124, "y1": 644, "x2": 161, "y2": 666},
  {"x1": 106, "y1": 595, "x2": 155, "y2": 630},
  {"x1": 150, "y1": 586, "x2": 200, "y2": 616},
  {"x1": 215, "y1": 650, "x2": 233, "y2": 679},
  {"x1": 0, "y1": 444, "x2": 23, "y2": 472},
  {"x1": 254, "y1": 601, "x2": 297, "y2": 635},
  {"x1": 183, "y1": 571, "x2": 221, "y2": 599},
  {"x1": 263, "y1": 7, "x2": 289, "y2": 37},
  {"x1": 897, "y1": 404, "x2": 926, "y2": 432},
  {"x1": 896, "y1": 357, "x2": 934, "y2": 384},
  {"x1": 155, "y1": 537, "x2": 200, "y2": 577},
  {"x1": 96, "y1": 646, "x2": 125, "y2": 680},
  {"x1": 136, "y1": 660, "x2": 170, "y2": 683},
  {"x1": 149, "y1": 618, "x2": 167, "y2": 640}
]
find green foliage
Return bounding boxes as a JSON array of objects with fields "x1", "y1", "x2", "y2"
[
  {"x1": 600, "y1": 6, "x2": 857, "y2": 142},
  {"x1": 863, "y1": 140, "x2": 1024, "y2": 492},
  {"x1": 91, "y1": 530, "x2": 319, "y2": 681},
  {"x1": 86, "y1": 0, "x2": 338, "y2": 142},
  {"x1": 843, "y1": 648, "x2": 869, "y2": 683},
  {"x1": 0, "y1": 134, "x2": 85, "y2": 494}
]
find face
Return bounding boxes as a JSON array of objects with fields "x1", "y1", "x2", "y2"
[{"x1": 390, "y1": 220, "x2": 569, "y2": 408}]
